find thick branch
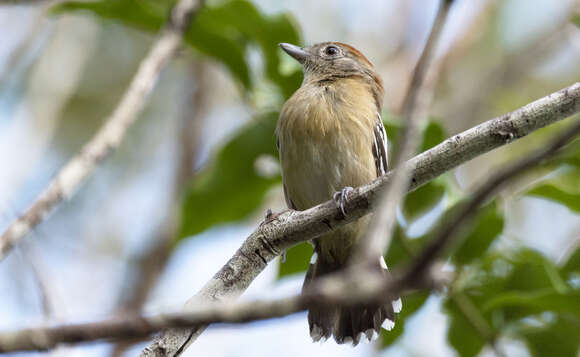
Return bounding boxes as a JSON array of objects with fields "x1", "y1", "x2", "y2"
[
  {"x1": 143, "y1": 83, "x2": 580, "y2": 355},
  {"x1": 0, "y1": 0, "x2": 204, "y2": 262},
  {"x1": 1, "y1": 112, "x2": 579, "y2": 353}
]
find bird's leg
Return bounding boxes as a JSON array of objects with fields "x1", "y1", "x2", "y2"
[{"x1": 333, "y1": 186, "x2": 354, "y2": 217}]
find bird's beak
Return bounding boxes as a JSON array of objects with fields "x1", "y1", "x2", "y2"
[{"x1": 279, "y1": 43, "x2": 309, "y2": 64}]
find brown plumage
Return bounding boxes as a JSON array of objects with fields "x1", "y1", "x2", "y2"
[{"x1": 276, "y1": 42, "x2": 401, "y2": 345}]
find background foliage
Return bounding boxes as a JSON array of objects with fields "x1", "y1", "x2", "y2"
[{"x1": 0, "y1": 0, "x2": 579, "y2": 356}]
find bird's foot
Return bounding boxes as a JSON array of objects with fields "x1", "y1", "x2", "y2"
[
  {"x1": 260, "y1": 208, "x2": 282, "y2": 227},
  {"x1": 333, "y1": 186, "x2": 354, "y2": 217}
]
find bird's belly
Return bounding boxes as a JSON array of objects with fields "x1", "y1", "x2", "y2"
[{"x1": 281, "y1": 133, "x2": 375, "y2": 210}]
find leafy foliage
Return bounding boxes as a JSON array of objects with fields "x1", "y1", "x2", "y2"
[
  {"x1": 573, "y1": 14, "x2": 580, "y2": 28},
  {"x1": 450, "y1": 200, "x2": 504, "y2": 265},
  {"x1": 53, "y1": 0, "x2": 304, "y2": 238},
  {"x1": 528, "y1": 183, "x2": 580, "y2": 212},
  {"x1": 527, "y1": 167, "x2": 580, "y2": 212},
  {"x1": 402, "y1": 181, "x2": 446, "y2": 223},
  {"x1": 445, "y1": 248, "x2": 580, "y2": 356},
  {"x1": 52, "y1": 0, "x2": 302, "y2": 95},
  {"x1": 445, "y1": 297, "x2": 486, "y2": 357},
  {"x1": 526, "y1": 139, "x2": 580, "y2": 212},
  {"x1": 179, "y1": 112, "x2": 280, "y2": 238},
  {"x1": 521, "y1": 317, "x2": 580, "y2": 357},
  {"x1": 277, "y1": 243, "x2": 313, "y2": 279}
]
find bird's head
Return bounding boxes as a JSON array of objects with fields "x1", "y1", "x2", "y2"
[
  {"x1": 279, "y1": 42, "x2": 379, "y2": 82},
  {"x1": 279, "y1": 41, "x2": 384, "y2": 108}
]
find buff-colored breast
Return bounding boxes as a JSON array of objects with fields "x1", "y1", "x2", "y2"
[{"x1": 277, "y1": 78, "x2": 379, "y2": 263}]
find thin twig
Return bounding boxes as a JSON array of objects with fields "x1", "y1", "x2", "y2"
[
  {"x1": 110, "y1": 60, "x2": 209, "y2": 357},
  {"x1": 142, "y1": 83, "x2": 580, "y2": 356},
  {"x1": 353, "y1": 0, "x2": 453, "y2": 265},
  {"x1": 0, "y1": 0, "x2": 205, "y2": 262},
  {"x1": 1, "y1": 116, "x2": 578, "y2": 353}
]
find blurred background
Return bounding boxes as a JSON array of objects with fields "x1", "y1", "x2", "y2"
[{"x1": 0, "y1": 0, "x2": 579, "y2": 356}]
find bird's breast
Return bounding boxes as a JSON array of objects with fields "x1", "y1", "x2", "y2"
[{"x1": 277, "y1": 79, "x2": 378, "y2": 210}]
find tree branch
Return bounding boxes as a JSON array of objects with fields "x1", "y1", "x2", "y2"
[
  {"x1": 1, "y1": 110, "x2": 578, "y2": 354},
  {"x1": 400, "y1": 110, "x2": 580, "y2": 286},
  {"x1": 110, "y1": 60, "x2": 209, "y2": 357},
  {"x1": 141, "y1": 83, "x2": 579, "y2": 356},
  {"x1": 0, "y1": 0, "x2": 205, "y2": 262}
]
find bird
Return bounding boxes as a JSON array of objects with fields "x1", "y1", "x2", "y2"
[{"x1": 276, "y1": 42, "x2": 402, "y2": 345}]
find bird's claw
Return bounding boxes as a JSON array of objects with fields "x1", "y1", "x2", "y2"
[
  {"x1": 260, "y1": 208, "x2": 281, "y2": 227},
  {"x1": 333, "y1": 186, "x2": 354, "y2": 217}
]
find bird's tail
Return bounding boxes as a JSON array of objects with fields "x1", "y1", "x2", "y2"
[{"x1": 302, "y1": 252, "x2": 402, "y2": 345}]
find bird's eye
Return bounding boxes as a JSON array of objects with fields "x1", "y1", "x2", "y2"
[{"x1": 324, "y1": 46, "x2": 339, "y2": 56}]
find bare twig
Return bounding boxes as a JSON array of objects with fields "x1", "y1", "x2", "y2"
[
  {"x1": 353, "y1": 0, "x2": 453, "y2": 265},
  {"x1": 1, "y1": 115, "x2": 578, "y2": 354},
  {"x1": 142, "y1": 83, "x2": 580, "y2": 356},
  {"x1": 110, "y1": 61, "x2": 209, "y2": 357},
  {"x1": 0, "y1": 0, "x2": 205, "y2": 262}
]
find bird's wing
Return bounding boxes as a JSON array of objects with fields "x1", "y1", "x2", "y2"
[
  {"x1": 277, "y1": 137, "x2": 297, "y2": 210},
  {"x1": 283, "y1": 183, "x2": 297, "y2": 210},
  {"x1": 372, "y1": 114, "x2": 389, "y2": 177}
]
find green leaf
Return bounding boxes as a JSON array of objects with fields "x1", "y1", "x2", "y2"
[
  {"x1": 52, "y1": 0, "x2": 303, "y2": 92},
  {"x1": 451, "y1": 200, "x2": 504, "y2": 265},
  {"x1": 552, "y1": 138, "x2": 580, "y2": 168},
  {"x1": 520, "y1": 317, "x2": 580, "y2": 357},
  {"x1": 380, "y1": 292, "x2": 429, "y2": 348},
  {"x1": 504, "y1": 249, "x2": 569, "y2": 294},
  {"x1": 445, "y1": 298, "x2": 486, "y2": 357},
  {"x1": 179, "y1": 112, "x2": 280, "y2": 239},
  {"x1": 527, "y1": 166, "x2": 580, "y2": 212},
  {"x1": 527, "y1": 184, "x2": 580, "y2": 212},
  {"x1": 382, "y1": 115, "x2": 403, "y2": 157},
  {"x1": 420, "y1": 120, "x2": 446, "y2": 152},
  {"x1": 448, "y1": 248, "x2": 579, "y2": 357},
  {"x1": 561, "y1": 246, "x2": 580, "y2": 277},
  {"x1": 383, "y1": 117, "x2": 446, "y2": 161},
  {"x1": 402, "y1": 181, "x2": 445, "y2": 222},
  {"x1": 464, "y1": 249, "x2": 570, "y2": 324},
  {"x1": 385, "y1": 225, "x2": 428, "y2": 268},
  {"x1": 482, "y1": 289, "x2": 580, "y2": 315},
  {"x1": 52, "y1": 0, "x2": 164, "y2": 32},
  {"x1": 572, "y1": 14, "x2": 580, "y2": 28},
  {"x1": 184, "y1": 0, "x2": 302, "y2": 96},
  {"x1": 277, "y1": 243, "x2": 313, "y2": 278}
]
